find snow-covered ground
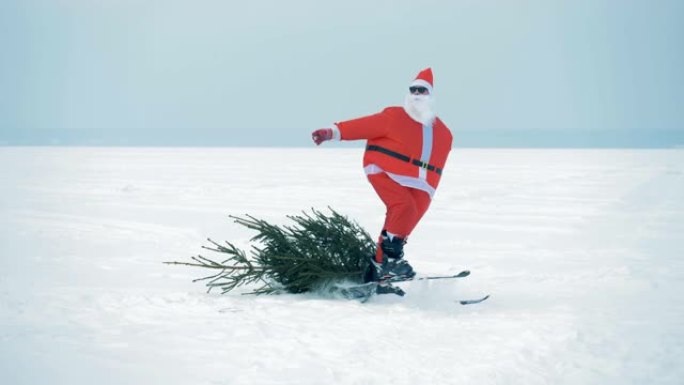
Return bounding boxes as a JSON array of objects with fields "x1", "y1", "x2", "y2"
[{"x1": 1, "y1": 147, "x2": 683, "y2": 385}]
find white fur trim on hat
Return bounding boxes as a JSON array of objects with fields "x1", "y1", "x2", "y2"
[{"x1": 410, "y1": 79, "x2": 433, "y2": 94}]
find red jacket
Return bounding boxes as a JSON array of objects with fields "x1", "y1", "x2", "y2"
[{"x1": 336, "y1": 106, "x2": 452, "y2": 193}]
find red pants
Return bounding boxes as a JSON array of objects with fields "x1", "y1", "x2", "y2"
[{"x1": 368, "y1": 173, "x2": 432, "y2": 239}]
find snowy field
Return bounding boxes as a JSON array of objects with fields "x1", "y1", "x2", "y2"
[{"x1": 1, "y1": 147, "x2": 683, "y2": 385}]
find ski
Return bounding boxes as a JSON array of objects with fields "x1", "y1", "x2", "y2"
[
  {"x1": 388, "y1": 269, "x2": 470, "y2": 283},
  {"x1": 329, "y1": 270, "x2": 482, "y2": 304},
  {"x1": 459, "y1": 295, "x2": 490, "y2": 305}
]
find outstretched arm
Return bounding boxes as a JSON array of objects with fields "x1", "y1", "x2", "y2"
[
  {"x1": 335, "y1": 110, "x2": 389, "y2": 140},
  {"x1": 311, "y1": 110, "x2": 389, "y2": 146}
]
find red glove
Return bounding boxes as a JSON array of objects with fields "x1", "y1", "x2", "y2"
[{"x1": 312, "y1": 128, "x2": 333, "y2": 145}]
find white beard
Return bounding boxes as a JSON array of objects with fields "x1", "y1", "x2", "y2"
[{"x1": 403, "y1": 93, "x2": 436, "y2": 125}]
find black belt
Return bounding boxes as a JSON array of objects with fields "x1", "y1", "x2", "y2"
[{"x1": 366, "y1": 145, "x2": 442, "y2": 175}]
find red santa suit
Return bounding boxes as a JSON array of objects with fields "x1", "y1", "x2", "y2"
[{"x1": 332, "y1": 68, "x2": 453, "y2": 260}]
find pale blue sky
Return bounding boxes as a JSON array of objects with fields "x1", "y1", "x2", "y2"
[{"x1": 1, "y1": 0, "x2": 682, "y2": 147}]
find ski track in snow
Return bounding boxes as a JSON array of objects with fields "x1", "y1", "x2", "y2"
[{"x1": 1, "y1": 147, "x2": 683, "y2": 385}]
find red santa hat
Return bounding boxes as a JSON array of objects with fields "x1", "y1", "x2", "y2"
[{"x1": 410, "y1": 68, "x2": 434, "y2": 94}]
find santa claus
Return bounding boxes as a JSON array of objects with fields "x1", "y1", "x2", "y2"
[{"x1": 312, "y1": 68, "x2": 453, "y2": 284}]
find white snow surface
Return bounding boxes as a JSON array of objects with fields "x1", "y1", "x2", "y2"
[{"x1": 1, "y1": 147, "x2": 683, "y2": 385}]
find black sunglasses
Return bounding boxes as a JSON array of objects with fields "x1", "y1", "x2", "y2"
[{"x1": 409, "y1": 86, "x2": 429, "y2": 94}]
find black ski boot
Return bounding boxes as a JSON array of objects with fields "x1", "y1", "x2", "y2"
[{"x1": 363, "y1": 230, "x2": 416, "y2": 283}]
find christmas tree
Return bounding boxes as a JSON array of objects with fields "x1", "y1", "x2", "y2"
[{"x1": 166, "y1": 208, "x2": 375, "y2": 295}]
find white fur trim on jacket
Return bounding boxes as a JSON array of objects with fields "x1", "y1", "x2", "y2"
[
  {"x1": 364, "y1": 164, "x2": 436, "y2": 198},
  {"x1": 331, "y1": 124, "x2": 341, "y2": 141}
]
